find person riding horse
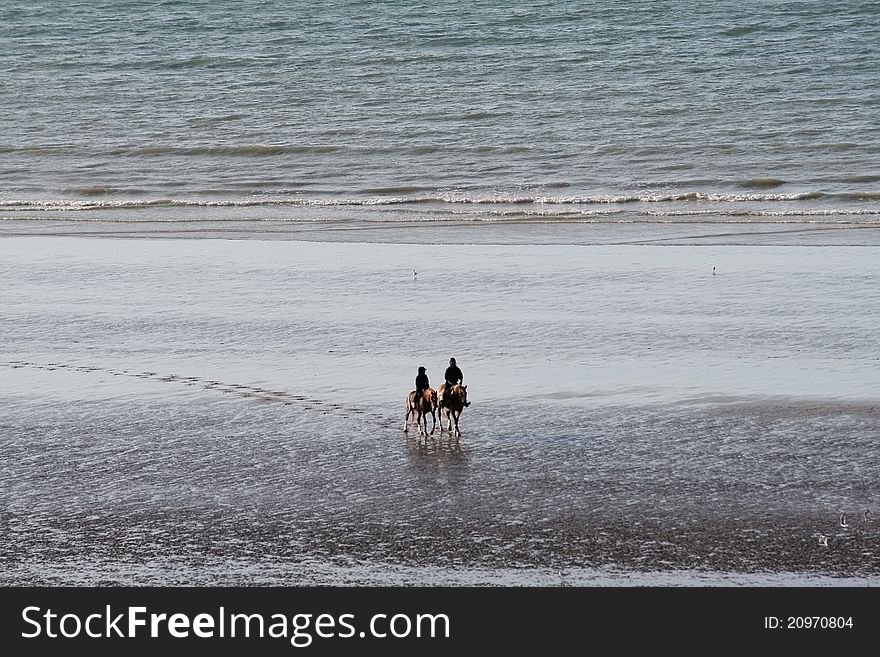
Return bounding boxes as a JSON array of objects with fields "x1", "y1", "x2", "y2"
[
  {"x1": 441, "y1": 357, "x2": 463, "y2": 405},
  {"x1": 405, "y1": 366, "x2": 437, "y2": 435},
  {"x1": 415, "y1": 366, "x2": 430, "y2": 399}
]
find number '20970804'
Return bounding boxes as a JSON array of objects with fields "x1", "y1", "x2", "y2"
[{"x1": 764, "y1": 617, "x2": 853, "y2": 629}]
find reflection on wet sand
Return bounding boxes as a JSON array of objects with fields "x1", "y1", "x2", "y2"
[
  {"x1": 2, "y1": 370, "x2": 879, "y2": 584},
  {"x1": 2, "y1": 237, "x2": 880, "y2": 584}
]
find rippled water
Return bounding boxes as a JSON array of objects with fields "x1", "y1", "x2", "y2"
[{"x1": 1, "y1": 0, "x2": 879, "y2": 226}]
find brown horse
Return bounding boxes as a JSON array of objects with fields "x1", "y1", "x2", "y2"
[
  {"x1": 403, "y1": 388, "x2": 437, "y2": 436},
  {"x1": 436, "y1": 383, "x2": 469, "y2": 436}
]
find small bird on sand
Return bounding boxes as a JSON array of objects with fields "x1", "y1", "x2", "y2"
[
  {"x1": 412, "y1": 269, "x2": 418, "y2": 279},
  {"x1": 839, "y1": 513, "x2": 848, "y2": 528},
  {"x1": 558, "y1": 570, "x2": 570, "y2": 587},
  {"x1": 712, "y1": 266, "x2": 716, "y2": 275},
  {"x1": 817, "y1": 534, "x2": 828, "y2": 547},
  {"x1": 864, "y1": 509, "x2": 872, "y2": 523}
]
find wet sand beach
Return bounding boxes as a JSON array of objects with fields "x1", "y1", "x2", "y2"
[{"x1": 2, "y1": 229, "x2": 879, "y2": 585}]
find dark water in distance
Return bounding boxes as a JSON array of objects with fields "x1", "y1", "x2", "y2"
[{"x1": 1, "y1": 0, "x2": 879, "y2": 226}]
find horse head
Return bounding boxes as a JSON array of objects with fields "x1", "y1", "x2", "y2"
[{"x1": 460, "y1": 384, "x2": 470, "y2": 407}]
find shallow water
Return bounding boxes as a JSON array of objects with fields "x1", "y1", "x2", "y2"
[{"x1": 2, "y1": 237, "x2": 878, "y2": 585}]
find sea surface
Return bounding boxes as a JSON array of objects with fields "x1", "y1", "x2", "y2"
[{"x1": 1, "y1": 0, "x2": 879, "y2": 230}]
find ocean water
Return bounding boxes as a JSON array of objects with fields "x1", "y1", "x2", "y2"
[{"x1": 1, "y1": 0, "x2": 879, "y2": 228}]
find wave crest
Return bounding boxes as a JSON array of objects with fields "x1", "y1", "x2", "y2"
[{"x1": 1, "y1": 189, "x2": 873, "y2": 212}]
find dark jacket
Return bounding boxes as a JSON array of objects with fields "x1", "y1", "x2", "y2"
[
  {"x1": 444, "y1": 364, "x2": 463, "y2": 385},
  {"x1": 415, "y1": 372, "x2": 430, "y2": 393}
]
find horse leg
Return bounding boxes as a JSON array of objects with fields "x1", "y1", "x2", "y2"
[
  {"x1": 429, "y1": 408, "x2": 436, "y2": 435},
  {"x1": 404, "y1": 395, "x2": 415, "y2": 431},
  {"x1": 453, "y1": 409, "x2": 461, "y2": 436}
]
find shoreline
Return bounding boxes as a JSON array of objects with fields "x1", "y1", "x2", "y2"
[{"x1": 4, "y1": 218, "x2": 880, "y2": 246}]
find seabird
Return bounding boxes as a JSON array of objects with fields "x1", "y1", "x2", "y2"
[
  {"x1": 839, "y1": 513, "x2": 848, "y2": 528},
  {"x1": 817, "y1": 534, "x2": 828, "y2": 547},
  {"x1": 558, "y1": 570, "x2": 570, "y2": 587},
  {"x1": 412, "y1": 269, "x2": 418, "y2": 279},
  {"x1": 712, "y1": 266, "x2": 716, "y2": 275},
  {"x1": 864, "y1": 509, "x2": 872, "y2": 522}
]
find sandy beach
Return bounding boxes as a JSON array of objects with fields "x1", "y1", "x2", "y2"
[{"x1": 1, "y1": 229, "x2": 879, "y2": 586}]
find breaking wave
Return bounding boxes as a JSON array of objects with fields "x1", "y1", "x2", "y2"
[{"x1": 2, "y1": 189, "x2": 870, "y2": 212}]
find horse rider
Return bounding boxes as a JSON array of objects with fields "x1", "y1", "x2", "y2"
[
  {"x1": 442, "y1": 357, "x2": 463, "y2": 405},
  {"x1": 415, "y1": 366, "x2": 430, "y2": 404}
]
